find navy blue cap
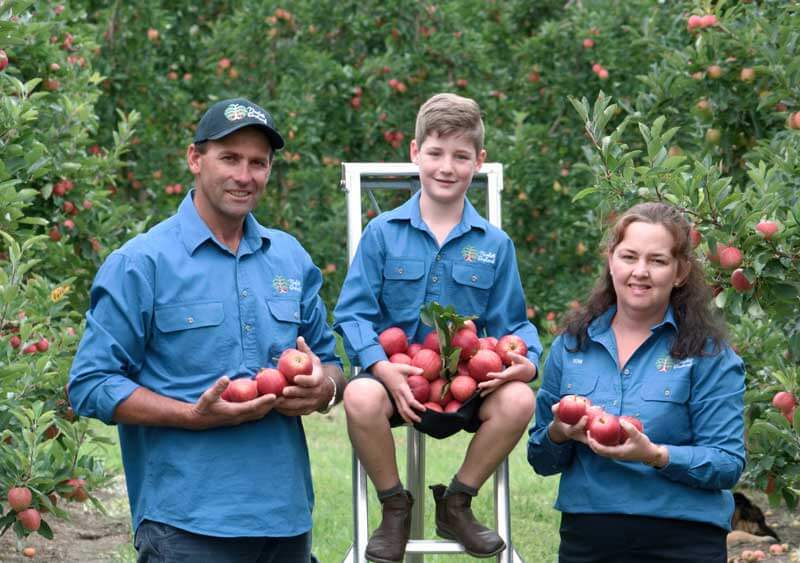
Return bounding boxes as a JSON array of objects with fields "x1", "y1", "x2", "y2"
[{"x1": 194, "y1": 98, "x2": 285, "y2": 150}]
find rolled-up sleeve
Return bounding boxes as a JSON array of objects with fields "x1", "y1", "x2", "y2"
[
  {"x1": 484, "y1": 238, "x2": 542, "y2": 371},
  {"x1": 68, "y1": 253, "x2": 152, "y2": 424},
  {"x1": 528, "y1": 336, "x2": 576, "y2": 474},
  {"x1": 333, "y1": 224, "x2": 388, "y2": 370},
  {"x1": 658, "y1": 345, "x2": 746, "y2": 490}
]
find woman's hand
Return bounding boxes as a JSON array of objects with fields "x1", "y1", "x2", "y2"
[
  {"x1": 586, "y1": 419, "x2": 668, "y2": 467},
  {"x1": 548, "y1": 403, "x2": 591, "y2": 445}
]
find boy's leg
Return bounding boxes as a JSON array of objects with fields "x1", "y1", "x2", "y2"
[
  {"x1": 432, "y1": 381, "x2": 535, "y2": 558},
  {"x1": 344, "y1": 377, "x2": 413, "y2": 563}
]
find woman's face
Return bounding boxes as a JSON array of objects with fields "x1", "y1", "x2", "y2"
[{"x1": 608, "y1": 221, "x2": 687, "y2": 320}]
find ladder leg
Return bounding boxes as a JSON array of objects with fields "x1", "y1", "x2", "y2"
[
  {"x1": 406, "y1": 427, "x2": 425, "y2": 563},
  {"x1": 351, "y1": 449, "x2": 369, "y2": 563}
]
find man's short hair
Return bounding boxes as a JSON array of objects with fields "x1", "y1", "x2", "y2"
[{"x1": 414, "y1": 93, "x2": 485, "y2": 154}]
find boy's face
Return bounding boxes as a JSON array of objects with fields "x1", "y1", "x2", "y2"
[{"x1": 410, "y1": 131, "x2": 486, "y2": 207}]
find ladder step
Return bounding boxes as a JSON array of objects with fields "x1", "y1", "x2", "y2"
[{"x1": 404, "y1": 539, "x2": 466, "y2": 554}]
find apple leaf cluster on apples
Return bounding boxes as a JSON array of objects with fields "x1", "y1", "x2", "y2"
[{"x1": 419, "y1": 301, "x2": 477, "y2": 382}]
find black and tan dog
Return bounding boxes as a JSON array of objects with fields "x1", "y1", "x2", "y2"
[{"x1": 727, "y1": 492, "x2": 781, "y2": 547}]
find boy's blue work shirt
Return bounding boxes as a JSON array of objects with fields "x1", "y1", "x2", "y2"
[
  {"x1": 68, "y1": 191, "x2": 341, "y2": 537},
  {"x1": 527, "y1": 306, "x2": 745, "y2": 531},
  {"x1": 334, "y1": 191, "x2": 541, "y2": 370}
]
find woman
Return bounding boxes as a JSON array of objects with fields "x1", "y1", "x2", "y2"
[{"x1": 528, "y1": 202, "x2": 745, "y2": 562}]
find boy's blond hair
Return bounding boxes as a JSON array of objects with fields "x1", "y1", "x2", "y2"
[{"x1": 414, "y1": 93, "x2": 485, "y2": 154}]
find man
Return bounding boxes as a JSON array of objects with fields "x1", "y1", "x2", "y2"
[{"x1": 68, "y1": 97, "x2": 345, "y2": 562}]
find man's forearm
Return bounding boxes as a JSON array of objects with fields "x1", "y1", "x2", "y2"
[{"x1": 113, "y1": 387, "x2": 195, "y2": 428}]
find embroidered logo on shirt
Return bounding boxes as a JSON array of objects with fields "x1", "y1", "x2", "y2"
[
  {"x1": 461, "y1": 245, "x2": 496, "y2": 265},
  {"x1": 673, "y1": 359, "x2": 694, "y2": 370},
  {"x1": 272, "y1": 276, "x2": 301, "y2": 294},
  {"x1": 655, "y1": 355, "x2": 674, "y2": 372}
]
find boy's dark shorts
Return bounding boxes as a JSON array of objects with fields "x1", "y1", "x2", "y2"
[{"x1": 351, "y1": 371, "x2": 483, "y2": 439}]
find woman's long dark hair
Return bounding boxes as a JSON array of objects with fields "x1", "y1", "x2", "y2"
[{"x1": 564, "y1": 202, "x2": 727, "y2": 359}]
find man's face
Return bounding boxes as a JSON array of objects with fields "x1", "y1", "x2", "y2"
[
  {"x1": 410, "y1": 131, "x2": 485, "y2": 207},
  {"x1": 187, "y1": 127, "x2": 273, "y2": 230}
]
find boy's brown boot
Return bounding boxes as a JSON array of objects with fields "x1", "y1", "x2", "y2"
[
  {"x1": 365, "y1": 490, "x2": 413, "y2": 563},
  {"x1": 430, "y1": 484, "x2": 506, "y2": 558}
]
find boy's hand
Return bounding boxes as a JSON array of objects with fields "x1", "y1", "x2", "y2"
[
  {"x1": 476, "y1": 351, "x2": 536, "y2": 397},
  {"x1": 371, "y1": 360, "x2": 426, "y2": 424}
]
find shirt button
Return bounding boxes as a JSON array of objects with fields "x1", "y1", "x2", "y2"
[
  {"x1": 241, "y1": 290, "x2": 248, "y2": 298},
  {"x1": 294, "y1": 312, "x2": 299, "y2": 319},
  {"x1": 187, "y1": 317, "x2": 194, "y2": 324},
  {"x1": 623, "y1": 368, "x2": 630, "y2": 375},
  {"x1": 664, "y1": 389, "x2": 671, "y2": 397},
  {"x1": 397, "y1": 267, "x2": 404, "y2": 274},
  {"x1": 471, "y1": 274, "x2": 478, "y2": 282},
  {"x1": 566, "y1": 383, "x2": 572, "y2": 389},
  {"x1": 244, "y1": 324, "x2": 252, "y2": 332},
  {"x1": 436, "y1": 255, "x2": 442, "y2": 262},
  {"x1": 612, "y1": 400, "x2": 618, "y2": 406},
  {"x1": 432, "y1": 276, "x2": 439, "y2": 283}
]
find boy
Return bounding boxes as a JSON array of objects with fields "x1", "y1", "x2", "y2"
[{"x1": 334, "y1": 93, "x2": 541, "y2": 562}]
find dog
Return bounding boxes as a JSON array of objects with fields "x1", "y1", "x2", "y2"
[{"x1": 727, "y1": 492, "x2": 780, "y2": 547}]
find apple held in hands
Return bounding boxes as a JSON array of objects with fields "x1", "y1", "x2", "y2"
[
  {"x1": 407, "y1": 374, "x2": 431, "y2": 403},
  {"x1": 412, "y1": 348, "x2": 442, "y2": 381},
  {"x1": 450, "y1": 375, "x2": 477, "y2": 402},
  {"x1": 277, "y1": 348, "x2": 313, "y2": 383},
  {"x1": 255, "y1": 368, "x2": 288, "y2": 397},
  {"x1": 495, "y1": 334, "x2": 527, "y2": 365},
  {"x1": 588, "y1": 412, "x2": 622, "y2": 446},
  {"x1": 557, "y1": 395, "x2": 592, "y2": 425},
  {"x1": 467, "y1": 349, "x2": 503, "y2": 383},
  {"x1": 618, "y1": 415, "x2": 644, "y2": 443},
  {"x1": 379, "y1": 327, "x2": 408, "y2": 357},
  {"x1": 422, "y1": 331, "x2": 440, "y2": 352},
  {"x1": 451, "y1": 328, "x2": 480, "y2": 360},
  {"x1": 226, "y1": 378, "x2": 259, "y2": 402},
  {"x1": 424, "y1": 401, "x2": 443, "y2": 412},
  {"x1": 444, "y1": 400, "x2": 462, "y2": 413},
  {"x1": 428, "y1": 378, "x2": 453, "y2": 406},
  {"x1": 478, "y1": 336, "x2": 498, "y2": 350},
  {"x1": 389, "y1": 353, "x2": 412, "y2": 365},
  {"x1": 407, "y1": 343, "x2": 423, "y2": 358}
]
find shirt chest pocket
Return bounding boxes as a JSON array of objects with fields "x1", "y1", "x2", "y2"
[
  {"x1": 267, "y1": 299, "x2": 302, "y2": 362},
  {"x1": 450, "y1": 264, "x2": 494, "y2": 316},
  {"x1": 559, "y1": 368, "x2": 600, "y2": 399},
  {"x1": 382, "y1": 258, "x2": 426, "y2": 311},
  {"x1": 154, "y1": 301, "x2": 227, "y2": 375}
]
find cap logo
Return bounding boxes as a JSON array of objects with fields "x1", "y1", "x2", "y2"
[{"x1": 223, "y1": 103, "x2": 268, "y2": 125}]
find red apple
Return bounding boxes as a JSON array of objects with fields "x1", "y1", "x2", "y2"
[
  {"x1": 379, "y1": 327, "x2": 408, "y2": 357},
  {"x1": 412, "y1": 349, "x2": 442, "y2": 381},
  {"x1": 36, "y1": 338, "x2": 49, "y2": 352},
  {"x1": 456, "y1": 361, "x2": 470, "y2": 378},
  {"x1": 277, "y1": 348, "x2": 313, "y2": 383},
  {"x1": 17, "y1": 508, "x2": 41, "y2": 531},
  {"x1": 731, "y1": 269, "x2": 753, "y2": 293},
  {"x1": 597, "y1": 68, "x2": 609, "y2": 80},
  {"x1": 7, "y1": 487, "x2": 32, "y2": 512},
  {"x1": 557, "y1": 395, "x2": 591, "y2": 425},
  {"x1": 689, "y1": 228, "x2": 701, "y2": 249},
  {"x1": 740, "y1": 68, "x2": 755, "y2": 82},
  {"x1": 389, "y1": 353, "x2": 412, "y2": 365},
  {"x1": 0, "y1": 50, "x2": 8, "y2": 72},
  {"x1": 785, "y1": 407, "x2": 796, "y2": 424},
  {"x1": 756, "y1": 221, "x2": 779, "y2": 240},
  {"x1": 422, "y1": 331, "x2": 440, "y2": 352},
  {"x1": 718, "y1": 246, "x2": 743, "y2": 269},
  {"x1": 428, "y1": 378, "x2": 453, "y2": 406},
  {"x1": 618, "y1": 415, "x2": 644, "y2": 443},
  {"x1": 424, "y1": 401, "x2": 443, "y2": 412},
  {"x1": 467, "y1": 349, "x2": 503, "y2": 383},
  {"x1": 255, "y1": 368, "x2": 287, "y2": 397},
  {"x1": 772, "y1": 391, "x2": 796, "y2": 414},
  {"x1": 707, "y1": 65, "x2": 723, "y2": 80},
  {"x1": 582, "y1": 38, "x2": 594, "y2": 49},
  {"x1": 478, "y1": 337, "x2": 498, "y2": 350},
  {"x1": 225, "y1": 378, "x2": 258, "y2": 402},
  {"x1": 462, "y1": 319, "x2": 477, "y2": 333},
  {"x1": 407, "y1": 343, "x2": 423, "y2": 358},
  {"x1": 450, "y1": 375, "x2": 477, "y2": 402},
  {"x1": 407, "y1": 375, "x2": 431, "y2": 403},
  {"x1": 700, "y1": 14, "x2": 717, "y2": 28},
  {"x1": 588, "y1": 413, "x2": 622, "y2": 446},
  {"x1": 495, "y1": 334, "x2": 528, "y2": 365},
  {"x1": 452, "y1": 328, "x2": 480, "y2": 360},
  {"x1": 789, "y1": 112, "x2": 800, "y2": 130},
  {"x1": 9, "y1": 335, "x2": 21, "y2": 349},
  {"x1": 686, "y1": 15, "x2": 702, "y2": 31},
  {"x1": 584, "y1": 405, "x2": 605, "y2": 428},
  {"x1": 444, "y1": 400, "x2": 462, "y2": 413}
]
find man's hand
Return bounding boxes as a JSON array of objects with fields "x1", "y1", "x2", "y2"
[
  {"x1": 187, "y1": 376, "x2": 278, "y2": 430},
  {"x1": 371, "y1": 359, "x2": 426, "y2": 424},
  {"x1": 275, "y1": 336, "x2": 332, "y2": 416},
  {"x1": 476, "y1": 351, "x2": 536, "y2": 397}
]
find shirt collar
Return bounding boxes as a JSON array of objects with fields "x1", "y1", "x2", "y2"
[
  {"x1": 388, "y1": 190, "x2": 488, "y2": 233},
  {"x1": 178, "y1": 189, "x2": 271, "y2": 255},
  {"x1": 588, "y1": 304, "x2": 678, "y2": 339}
]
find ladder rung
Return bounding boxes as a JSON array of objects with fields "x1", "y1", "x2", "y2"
[{"x1": 405, "y1": 539, "x2": 467, "y2": 554}]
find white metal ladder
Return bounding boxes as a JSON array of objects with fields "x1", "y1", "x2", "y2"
[{"x1": 340, "y1": 162, "x2": 524, "y2": 563}]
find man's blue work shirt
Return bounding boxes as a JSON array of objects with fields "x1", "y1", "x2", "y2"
[
  {"x1": 333, "y1": 191, "x2": 541, "y2": 370},
  {"x1": 527, "y1": 306, "x2": 746, "y2": 531},
  {"x1": 68, "y1": 191, "x2": 341, "y2": 537}
]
